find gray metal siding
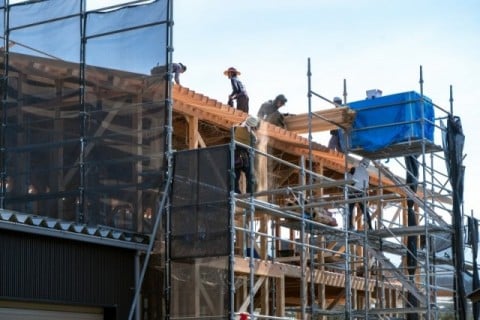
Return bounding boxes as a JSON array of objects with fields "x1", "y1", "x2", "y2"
[{"x1": 0, "y1": 230, "x2": 135, "y2": 319}]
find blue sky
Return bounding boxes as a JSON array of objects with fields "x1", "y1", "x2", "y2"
[
  {"x1": 172, "y1": 0, "x2": 480, "y2": 217},
  {"x1": 5, "y1": 0, "x2": 471, "y2": 282},
  {"x1": 8, "y1": 0, "x2": 478, "y2": 225}
]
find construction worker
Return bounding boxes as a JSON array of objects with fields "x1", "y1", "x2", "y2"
[
  {"x1": 172, "y1": 62, "x2": 187, "y2": 85},
  {"x1": 224, "y1": 67, "x2": 249, "y2": 113},
  {"x1": 257, "y1": 94, "x2": 288, "y2": 129},
  {"x1": 327, "y1": 96, "x2": 345, "y2": 152},
  {"x1": 233, "y1": 116, "x2": 258, "y2": 194},
  {"x1": 347, "y1": 158, "x2": 373, "y2": 230}
]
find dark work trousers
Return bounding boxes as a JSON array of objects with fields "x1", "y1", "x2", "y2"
[
  {"x1": 348, "y1": 192, "x2": 372, "y2": 230},
  {"x1": 234, "y1": 148, "x2": 253, "y2": 194},
  {"x1": 236, "y1": 94, "x2": 249, "y2": 113},
  {"x1": 328, "y1": 130, "x2": 344, "y2": 152}
]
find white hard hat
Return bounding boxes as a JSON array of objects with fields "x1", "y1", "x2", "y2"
[
  {"x1": 360, "y1": 158, "x2": 370, "y2": 167},
  {"x1": 245, "y1": 116, "x2": 259, "y2": 128}
]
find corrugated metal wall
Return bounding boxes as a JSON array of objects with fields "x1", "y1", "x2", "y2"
[{"x1": 0, "y1": 230, "x2": 135, "y2": 319}]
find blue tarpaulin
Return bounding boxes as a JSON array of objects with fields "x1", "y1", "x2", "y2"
[{"x1": 347, "y1": 91, "x2": 435, "y2": 152}]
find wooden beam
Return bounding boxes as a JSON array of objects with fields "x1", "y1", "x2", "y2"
[
  {"x1": 284, "y1": 107, "x2": 356, "y2": 133},
  {"x1": 237, "y1": 276, "x2": 266, "y2": 313},
  {"x1": 231, "y1": 257, "x2": 401, "y2": 291},
  {"x1": 276, "y1": 276, "x2": 285, "y2": 317},
  {"x1": 186, "y1": 115, "x2": 199, "y2": 148}
]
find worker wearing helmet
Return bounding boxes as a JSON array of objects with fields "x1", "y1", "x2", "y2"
[
  {"x1": 257, "y1": 94, "x2": 288, "y2": 129},
  {"x1": 328, "y1": 97, "x2": 345, "y2": 152},
  {"x1": 347, "y1": 158, "x2": 372, "y2": 230}
]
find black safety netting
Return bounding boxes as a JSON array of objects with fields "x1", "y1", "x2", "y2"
[
  {"x1": 170, "y1": 145, "x2": 231, "y2": 259},
  {"x1": 169, "y1": 145, "x2": 231, "y2": 319},
  {"x1": 443, "y1": 114, "x2": 467, "y2": 320},
  {"x1": 1, "y1": 0, "x2": 168, "y2": 234}
]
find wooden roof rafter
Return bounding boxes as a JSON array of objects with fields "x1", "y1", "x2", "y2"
[{"x1": 171, "y1": 84, "x2": 409, "y2": 197}]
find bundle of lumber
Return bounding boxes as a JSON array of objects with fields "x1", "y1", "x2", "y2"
[{"x1": 283, "y1": 107, "x2": 356, "y2": 133}]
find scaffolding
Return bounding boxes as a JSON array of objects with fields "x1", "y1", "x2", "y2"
[
  {"x1": 122, "y1": 55, "x2": 471, "y2": 320},
  {"x1": 0, "y1": 2, "x2": 468, "y2": 319},
  {"x1": 0, "y1": 2, "x2": 470, "y2": 319}
]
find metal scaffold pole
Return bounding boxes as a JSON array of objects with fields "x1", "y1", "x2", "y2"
[{"x1": 128, "y1": 1, "x2": 174, "y2": 319}]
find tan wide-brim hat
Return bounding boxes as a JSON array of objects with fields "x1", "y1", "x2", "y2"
[{"x1": 224, "y1": 67, "x2": 241, "y2": 76}]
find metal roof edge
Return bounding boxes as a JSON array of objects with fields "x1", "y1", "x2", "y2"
[{"x1": 0, "y1": 209, "x2": 149, "y2": 251}]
